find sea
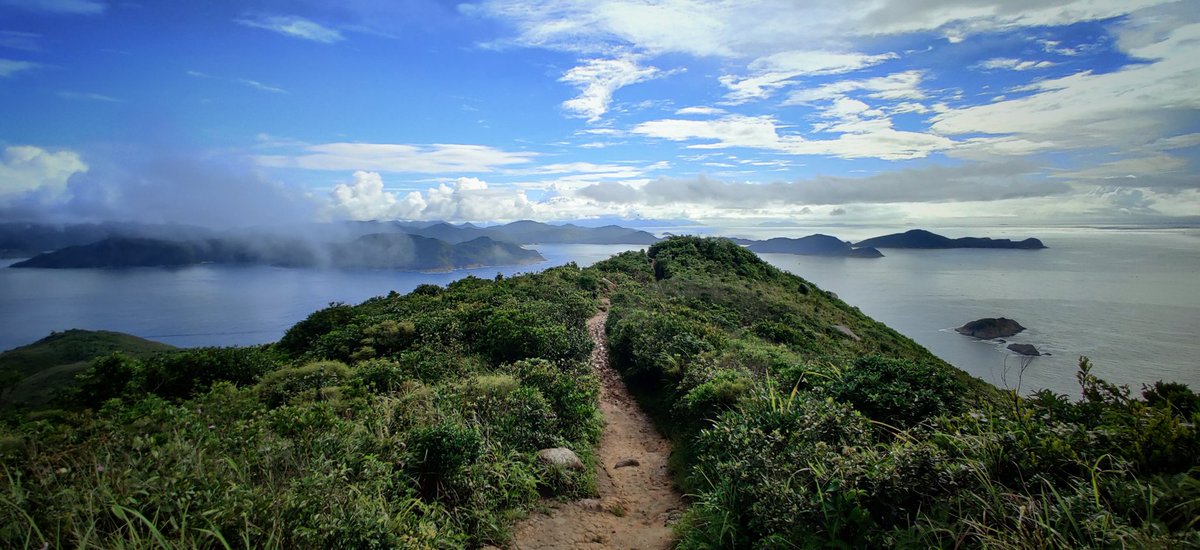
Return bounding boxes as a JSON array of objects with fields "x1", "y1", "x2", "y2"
[{"x1": 1, "y1": 227, "x2": 1197, "y2": 397}]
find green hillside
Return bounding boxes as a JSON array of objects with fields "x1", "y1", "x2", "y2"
[
  {"x1": 0, "y1": 329, "x2": 177, "y2": 408},
  {"x1": 0, "y1": 237, "x2": 1196, "y2": 548}
]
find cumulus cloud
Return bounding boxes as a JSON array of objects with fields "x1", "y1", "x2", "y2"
[
  {"x1": 0, "y1": 145, "x2": 88, "y2": 202},
  {"x1": 256, "y1": 142, "x2": 537, "y2": 174},
  {"x1": 236, "y1": 15, "x2": 344, "y2": 43},
  {"x1": 1, "y1": 147, "x2": 318, "y2": 227},
  {"x1": 328, "y1": 171, "x2": 535, "y2": 222},
  {"x1": 559, "y1": 55, "x2": 664, "y2": 121}
]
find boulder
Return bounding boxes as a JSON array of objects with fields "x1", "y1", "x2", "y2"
[
  {"x1": 537, "y1": 447, "x2": 584, "y2": 471},
  {"x1": 1007, "y1": 343, "x2": 1041, "y2": 356},
  {"x1": 831, "y1": 325, "x2": 861, "y2": 341},
  {"x1": 956, "y1": 317, "x2": 1025, "y2": 339}
]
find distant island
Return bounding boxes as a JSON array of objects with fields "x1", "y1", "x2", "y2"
[
  {"x1": 726, "y1": 229, "x2": 1044, "y2": 259},
  {"x1": 740, "y1": 235, "x2": 883, "y2": 258},
  {"x1": 11, "y1": 234, "x2": 544, "y2": 271},
  {"x1": 855, "y1": 229, "x2": 1046, "y2": 249}
]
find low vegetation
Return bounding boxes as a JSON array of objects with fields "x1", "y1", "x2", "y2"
[
  {"x1": 593, "y1": 237, "x2": 1199, "y2": 548},
  {"x1": 1, "y1": 265, "x2": 603, "y2": 548},
  {"x1": 1, "y1": 236, "x2": 1195, "y2": 548}
]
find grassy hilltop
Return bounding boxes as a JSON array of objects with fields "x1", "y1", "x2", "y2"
[{"x1": 1, "y1": 236, "x2": 1196, "y2": 548}]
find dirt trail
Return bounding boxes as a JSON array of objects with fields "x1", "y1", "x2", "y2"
[{"x1": 507, "y1": 300, "x2": 684, "y2": 549}]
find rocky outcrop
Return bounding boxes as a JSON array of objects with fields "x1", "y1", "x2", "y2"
[
  {"x1": 831, "y1": 325, "x2": 862, "y2": 341},
  {"x1": 956, "y1": 317, "x2": 1026, "y2": 339},
  {"x1": 1006, "y1": 343, "x2": 1041, "y2": 356}
]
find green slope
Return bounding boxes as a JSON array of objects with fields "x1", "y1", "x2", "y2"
[{"x1": 0, "y1": 329, "x2": 176, "y2": 407}]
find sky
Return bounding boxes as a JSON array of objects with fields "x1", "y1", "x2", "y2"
[{"x1": 0, "y1": 0, "x2": 1197, "y2": 227}]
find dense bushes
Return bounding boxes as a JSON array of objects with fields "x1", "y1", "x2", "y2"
[
  {"x1": 596, "y1": 236, "x2": 1199, "y2": 548},
  {"x1": 0, "y1": 263, "x2": 603, "y2": 548},
  {"x1": 826, "y1": 355, "x2": 967, "y2": 425}
]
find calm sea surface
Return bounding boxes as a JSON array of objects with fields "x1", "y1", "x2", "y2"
[{"x1": 2, "y1": 228, "x2": 1196, "y2": 396}]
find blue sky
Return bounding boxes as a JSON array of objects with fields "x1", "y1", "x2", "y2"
[{"x1": 0, "y1": 0, "x2": 1197, "y2": 226}]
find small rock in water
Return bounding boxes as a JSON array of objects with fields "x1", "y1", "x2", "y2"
[
  {"x1": 1006, "y1": 343, "x2": 1041, "y2": 356},
  {"x1": 614, "y1": 458, "x2": 640, "y2": 469}
]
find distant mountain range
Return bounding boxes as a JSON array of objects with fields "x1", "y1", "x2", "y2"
[
  {"x1": 3, "y1": 220, "x2": 660, "y2": 271},
  {"x1": 0, "y1": 220, "x2": 660, "y2": 260},
  {"x1": 11, "y1": 234, "x2": 544, "y2": 271},
  {"x1": 4, "y1": 222, "x2": 1046, "y2": 269}
]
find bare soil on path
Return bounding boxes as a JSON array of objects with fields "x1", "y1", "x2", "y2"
[{"x1": 506, "y1": 301, "x2": 685, "y2": 549}]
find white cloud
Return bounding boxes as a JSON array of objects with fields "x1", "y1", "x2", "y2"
[
  {"x1": 0, "y1": 145, "x2": 88, "y2": 202},
  {"x1": 257, "y1": 143, "x2": 538, "y2": 174},
  {"x1": 470, "y1": 0, "x2": 1175, "y2": 57},
  {"x1": 720, "y1": 50, "x2": 897, "y2": 103},
  {"x1": 975, "y1": 57, "x2": 1056, "y2": 70},
  {"x1": 0, "y1": 59, "x2": 42, "y2": 78},
  {"x1": 576, "y1": 161, "x2": 1068, "y2": 207},
  {"x1": 328, "y1": 171, "x2": 536, "y2": 222},
  {"x1": 57, "y1": 91, "x2": 121, "y2": 102},
  {"x1": 559, "y1": 55, "x2": 663, "y2": 121},
  {"x1": 236, "y1": 15, "x2": 344, "y2": 44},
  {"x1": 784, "y1": 70, "x2": 926, "y2": 104},
  {"x1": 237, "y1": 78, "x2": 288, "y2": 94},
  {"x1": 0, "y1": 0, "x2": 105, "y2": 15},
  {"x1": 931, "y1": 19, "x2": 1200, "y2": 154},
  {"x1": 631, "y1": 114, "x2": 955, "y2": 160},
  {"x1": 675, "y1": 106, "x2": 726, "y2": 115},
  {"x1": 0, "y1": 31, "x2": 42, "y2": 52}
]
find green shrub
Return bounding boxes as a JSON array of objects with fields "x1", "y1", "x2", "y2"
[
  {"x1": 74, "y1": 352, "x2": 141, "y2": 407},
  {"x1": 677, "y1": 366, "x2": 753, "y2": 422},
  {"x1": 352, "y1": 359, "x2": 409, "y2": 394},
  {"x1": 278, "y1": 303, "x2": 356, "y2": 357},
  {"x1": 510, "y1": 359, "x2": 601, "y2": 446},
  {"x1": 827, "y1": 355, "x2": 967, "y2": 426},
  {"x1": 256, "y1": 360, "x2": 352, "y2": 407},
  {"x1": 134, "y1": 346, "x2": 281, "y2": 400},
  {"x1": 406, "y1": 422, "x2": 483, "y2": 500}
]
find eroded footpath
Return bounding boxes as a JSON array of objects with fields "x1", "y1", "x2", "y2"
[{"x1": 506, "y1": 301, "x2": 684, "y2": 549}]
